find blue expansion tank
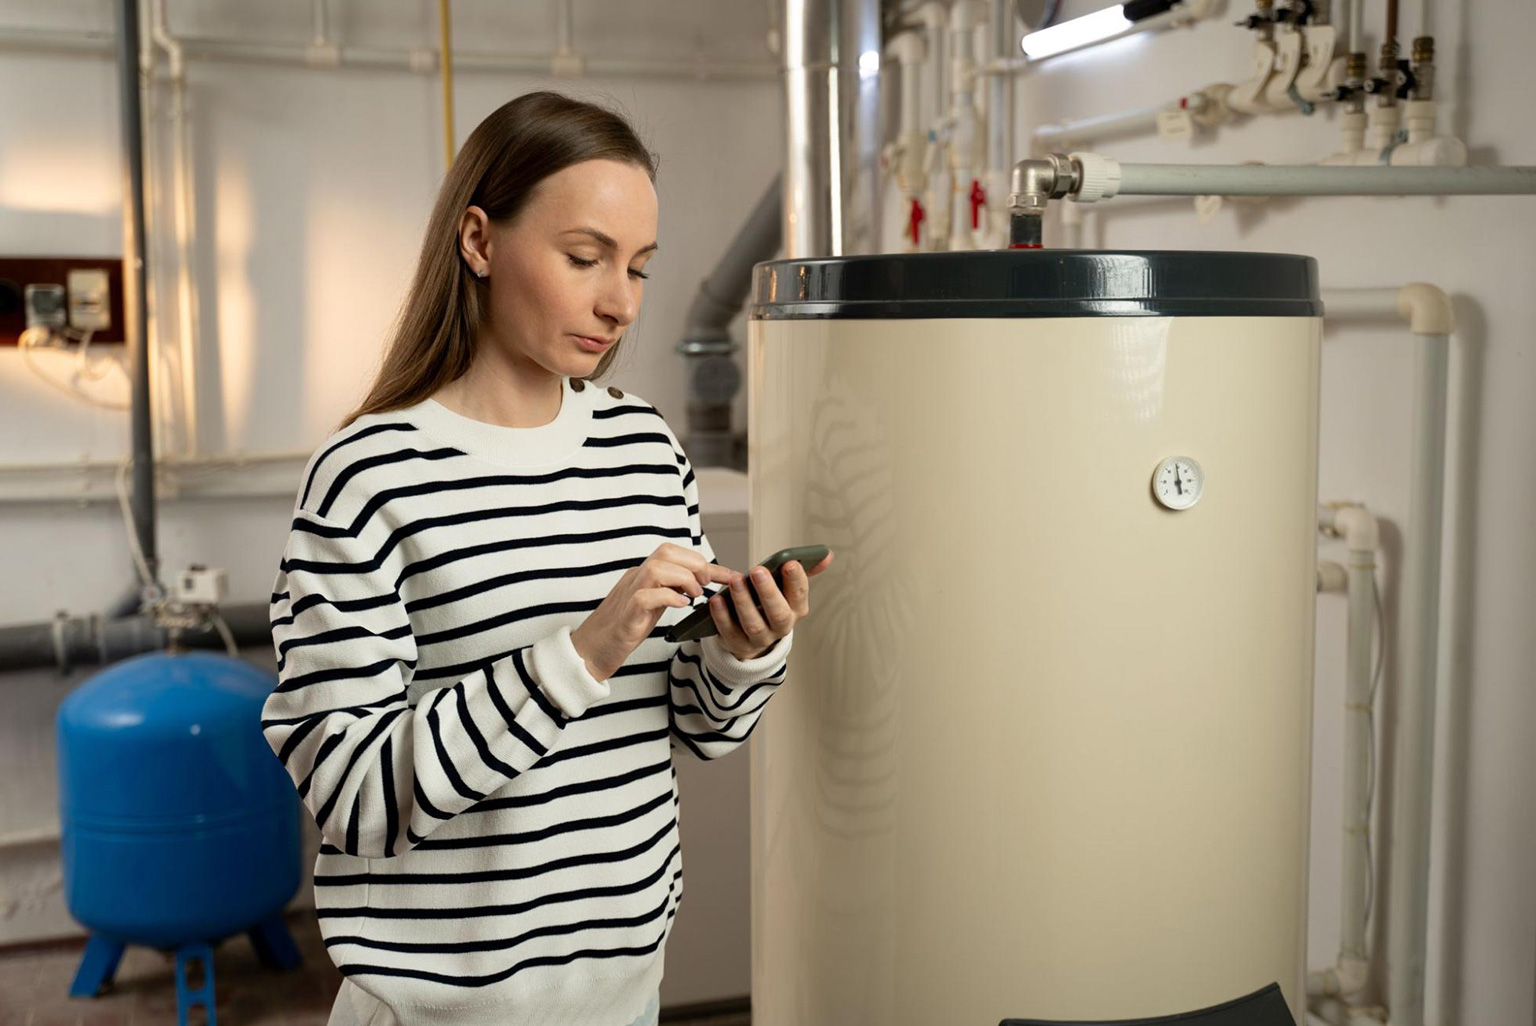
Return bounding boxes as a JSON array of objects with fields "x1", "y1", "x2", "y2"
[{"x1": 57, "y1": 651, "x2": 304, "y2": 1025}]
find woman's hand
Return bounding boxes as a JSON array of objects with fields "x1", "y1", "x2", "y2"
[
  {"x1": 571, "y1": 543, "x2": 736, "y2": 681},
  {"x1": 709, "y1": 551, "x2": 835, "y2": 661}
]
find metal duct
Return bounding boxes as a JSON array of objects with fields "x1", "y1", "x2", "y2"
[
  {"x1": 677, "y1": 174, "x2": 782, "y2": 468},
  {"x1": 782, "y1": 0, "x2": 880, "y2": 257}
]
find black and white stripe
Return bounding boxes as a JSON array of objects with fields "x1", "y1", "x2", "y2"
[{"x1": 261, "y1": 382, "x2": 790, "y2": 1025}]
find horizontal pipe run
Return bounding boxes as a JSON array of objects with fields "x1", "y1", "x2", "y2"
[
  {"x1": 0, "y1": 27, "x2": 776, "y2": 80},
  {"x1": 1111, "y1": 162, "x2": 1536, "y2": 196},
  {"x1": 0, "y1": 603, "x2": 272, "y2": 675}
]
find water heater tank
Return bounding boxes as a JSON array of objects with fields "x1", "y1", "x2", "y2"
[{"x1": 746, "y1": 251, "x2": 1321, "y2": 1026}]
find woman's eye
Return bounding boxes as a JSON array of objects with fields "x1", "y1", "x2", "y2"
[
  {"x1": 629, "y1": 268, "x2": 650, "y2": 281},
  {"x1": 567, "y1": 255, "x2": 598, "y2": 268}
]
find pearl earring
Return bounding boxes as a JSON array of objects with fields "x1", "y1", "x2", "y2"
[{"x1": 476, "y1": 268, "x2": 487, "y2": 278}]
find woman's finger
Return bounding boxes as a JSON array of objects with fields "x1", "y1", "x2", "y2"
[
  {"x1": 709, "y1": 591, "x2": 748, "y2": 647},
  {"x1": 805, "y1": 551, "x2": 834, "y2": 578},
  {"x1": 781, "y1": 560, "x2": 811, "y2": 617},
  {"x1": 727, "y1": 573, "x2": 769, "y2": 641},
  {"x1": 750, "y1": 567, "x2": 796, "y2": 632}
]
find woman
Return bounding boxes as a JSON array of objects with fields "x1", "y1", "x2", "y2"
[{"x1": 263, "y1": 91, "x2": 832, "y2": 1026}]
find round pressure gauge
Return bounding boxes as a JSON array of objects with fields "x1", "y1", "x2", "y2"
[{"x1": 1152, "y1": 456, "x2": 1204, "y2": 511}]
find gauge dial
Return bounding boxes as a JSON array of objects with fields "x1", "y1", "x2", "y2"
[{"x1": 1152, "y1": 456, "x2": 1204, "y2": 511}]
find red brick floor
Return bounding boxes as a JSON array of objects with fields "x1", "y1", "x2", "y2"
[{"x1": 0, "y1": 911, "x2": 341, "y2": 1026}]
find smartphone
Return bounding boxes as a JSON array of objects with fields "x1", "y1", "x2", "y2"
[{"x1": 664, "y1": 544, "x2": 831, "y2": 644}]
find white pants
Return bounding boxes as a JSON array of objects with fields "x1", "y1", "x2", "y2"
[{"x1": 326, "y1": 980, "x2": 662, "y2": 1026}]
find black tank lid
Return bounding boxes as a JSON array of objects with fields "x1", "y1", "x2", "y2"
[{"x1": 751, "y1": 250, "x2": 1321, "y2": 319}]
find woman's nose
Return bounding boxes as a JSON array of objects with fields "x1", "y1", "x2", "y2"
[{"x1": 595, "y1": 270, "x2": 639, "y2": 326}]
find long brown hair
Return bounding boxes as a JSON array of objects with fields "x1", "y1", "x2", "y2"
[{"x1": 341, "y1": 91, "x2": 658, "y2": 429}]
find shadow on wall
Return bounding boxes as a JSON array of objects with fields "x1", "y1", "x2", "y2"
[{"x1": 189, "y1": 84, "x2": 310, "y2": 454}]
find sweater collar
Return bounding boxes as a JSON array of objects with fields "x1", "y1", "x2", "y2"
[{"x1": 400, "y1": 376, "x2": 593, "y2": 468}]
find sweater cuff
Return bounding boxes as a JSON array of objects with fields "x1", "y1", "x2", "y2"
[
  {"x1": 701, "y1": 630, "x2": 793, "y2": 688},
  {"x1": 528, "y1": 626, "x2": 610, "y2": 719}
]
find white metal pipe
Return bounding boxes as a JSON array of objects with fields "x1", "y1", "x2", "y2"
[
  {"x1": 149, "y1": 0, "x2": 201, "y2": 458},
  {"x1": 986, "y1": 0, "x2": 1014, "y2": 176},
  {"x1": 1317, "y1": 505, "x2": 1380, "y2": 999},
  {"x1": 1386, "y1": 328, "x2": 1451, "y2": 1026},
  {"x1": 0, "y1": 27, "x2": 777, "y2": 80},
  {"x1": 556, "y1": 0, "x2": 575, "y2": 55},
  {"x1": 0, "y1": 451, "x2": 310, "y2": 505},
  {"x1": 1320, "y1": 287, "x2": 1405, "y2": 321},
  {"x1": 1341, "y1": 548, "x2": 1374, "y2": 950},
  {"x1": 916, "y1": 3, "x2": 949, "y2": 136},
  {"x1": 312, "y1": 0, "x2": 330, "y2": 45},
  {"x1": 1074, "y1": 157, "x2": 1536, "y2": 197},
  {"x1": 1034, "y1": 103, "x2": 1169, "y2": 148}
]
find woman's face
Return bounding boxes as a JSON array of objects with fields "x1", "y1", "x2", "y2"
[{"x1": 461, "y1": 158, "x2": 659, "y2": 381}]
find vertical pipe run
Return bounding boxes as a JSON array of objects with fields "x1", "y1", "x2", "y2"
[
  {"x1": 439, "y1": 0, "x2": 455, "y2": 167},
  {"x1": 1341, "y1": 554, "x2": 1376, "y2": 964},
  {"x1": 1386, "y1": 332, "x2": 1450, "y2": 1026},
  {"x1": 116, "y1": 0, "x2": 158, "y2": 584},
  {"x1": 987, "y1": 0, "x2": 1014, "y2": 174},
  {"x1": 781, "y1": 0, "x2": 878, "y2": 258}
]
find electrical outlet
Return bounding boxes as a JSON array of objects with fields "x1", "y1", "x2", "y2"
[{"x1": 0, "y1": 257, "x2": 124, "y2": 346}]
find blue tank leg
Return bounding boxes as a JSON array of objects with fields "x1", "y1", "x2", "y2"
[
  {"x1": 247, "y1": 914, "x2": 303, "y2": 970},
  {"x1": 69, "y1": 934, "x2": 126, "y2": 997},
  {"x1": 174, "y1": 942, "x2": 216, "y2": 1026}
]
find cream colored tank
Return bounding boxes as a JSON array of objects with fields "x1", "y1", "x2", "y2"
[{"x1": 746, "y1": 251, "x2": 1321, "y2": 1026}]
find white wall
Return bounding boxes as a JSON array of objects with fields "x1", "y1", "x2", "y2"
[
  {"x1": 1005, "y1": 3, "x2": 1536, "y2": 1024},
  {"x1": 0, "y1": 0, "x2": 777, "y2": 1001}
]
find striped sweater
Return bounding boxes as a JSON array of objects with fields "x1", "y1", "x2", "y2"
[{"x1": 262, "y1": 375, "x2": 791, "y2": 1026}]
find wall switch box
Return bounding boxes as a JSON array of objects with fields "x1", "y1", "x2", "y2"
[{"x1": 0, "y1": 257, "x2": 125, "y2": 346}]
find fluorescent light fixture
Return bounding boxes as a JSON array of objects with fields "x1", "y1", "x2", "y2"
[
  {"x1": 858, "y1": 49, "x2": 880, "y2": 80},
  {"x1": 1020, "y1": 4, "x2": 1132, "y2": 60}
]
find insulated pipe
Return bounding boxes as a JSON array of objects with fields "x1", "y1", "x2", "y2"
[
  {"x1": 116, "y1": 0, "x2": 158, "y2": 588},
  {"x1": 0, "y1": 603, "x2": 272, "y2": 675}
]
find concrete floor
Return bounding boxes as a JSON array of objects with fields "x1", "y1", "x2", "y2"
[{"x1": 0, "y1": 912, "x2": 749, "y2": 1026}]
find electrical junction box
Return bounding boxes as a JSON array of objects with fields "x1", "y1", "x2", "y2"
[
  {"x1": 67, "y1": 268, "x2": 111, "y2": 331},
  {"x1": 173, "y1": 565, "x2": 229, "y2": 606},
  {"x1": 0, "y1": 257, "x2": 125, "y2": 346}
]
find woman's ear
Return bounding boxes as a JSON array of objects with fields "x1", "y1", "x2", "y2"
[{"x1": 458, "y1": 205, "x2": 493, "y2": 277}]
